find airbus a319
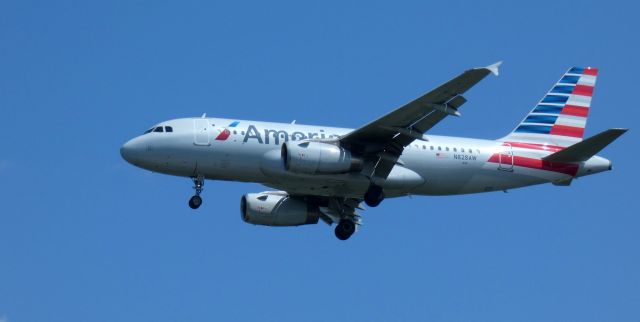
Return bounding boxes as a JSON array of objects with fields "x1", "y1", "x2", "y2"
[{"x1": 121, "y1": 62, "x2": 626, "y2": 240}]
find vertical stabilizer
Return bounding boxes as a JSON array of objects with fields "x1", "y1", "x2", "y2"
[{"x1": 501, "y1": 67, "x2": 598, "y2": 147}]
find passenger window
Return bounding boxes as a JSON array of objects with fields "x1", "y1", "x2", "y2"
[
  {"x1": 438, "y1": 146, "x2": 441, "y2": 151},
  {"x1": 153, "y1": 127, "x2": 163, "y2": 133},
  {"x1": 422, "y1": 145, "x2": 426, "y2": 150},
  {"x1": 165, "y1": 126, "x2": 173, "y2": 132},
  {"x1": 461, "y1": 148, "x2": 465, "y2": 153},
  {"x1": 453, "y1": 148, "x2": 457, "y2": 152},
  {"x1": 430, "y1": 146, "x2": 434, "y2": 150},
  {"x1": 445, "y1": 147, "x2": 449, "y2": 151}
]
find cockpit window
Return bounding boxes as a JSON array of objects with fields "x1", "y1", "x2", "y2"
[{"x1": 144, "y1": 125, "x2": 173, "y2": 134}]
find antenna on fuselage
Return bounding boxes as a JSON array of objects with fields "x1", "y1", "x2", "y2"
[
  {"x1": 291, "y1": 120, "x2": 296, "y2": 124},
  {"x1": 201, "y1": 113, "x2": 207, "y2": 118}
]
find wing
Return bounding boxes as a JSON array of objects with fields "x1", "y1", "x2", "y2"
[
  {"x1": 287, "y1": 194, "x2": 362, "y2": 225},
  {"x1": 340, "y1": 61, "x2": 501, "y2": 180}
]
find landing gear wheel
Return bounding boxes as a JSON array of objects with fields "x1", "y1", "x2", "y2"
[
  {"x1": 334, "y1": 220, "x2": 356, "y2": 241},
  {"x1": 189, "y1": 176, "x2": 205, "y2": 209},
  {"x1": 364, "y1": 185, "x2": 384, "y2": 207},
  {"x1": 188, "y1": 195, "x2": 202, "y2": 209}
]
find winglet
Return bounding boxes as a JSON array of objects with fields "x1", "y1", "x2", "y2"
[{"x1": 483, "y1": 61, "x2": 502, "y2": 76}]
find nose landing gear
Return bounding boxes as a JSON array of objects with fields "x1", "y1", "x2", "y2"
[
  {"x1": 188, "y1": 195, "x2": 202, "y2": 209},
  {"x1": 188, "y1": 176, "x2": 204, "y2": 209}
]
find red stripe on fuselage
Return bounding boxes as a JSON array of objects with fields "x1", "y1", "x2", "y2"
[
  {"x1": 503, "y1": 142, "x2": 565, "y2": 152},
  {"x1": 550, "y1": 124, "x2": 584, "y2": 138},
  {"x1": 488, "y1": 154, "x2": 578, "y2": 176}
]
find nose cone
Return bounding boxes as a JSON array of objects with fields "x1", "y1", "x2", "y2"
[{"x1": 120, "y1": 137, "x2": 146, "y2": 165}]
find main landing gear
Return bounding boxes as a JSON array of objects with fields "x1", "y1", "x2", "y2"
[
  {"x1": 188, "y1": 176, "x2": 204, "y2": 209},
  {"x1": 364, "y1": 184, "x2": 384, "y2": 207},
  {"x1": 335, "y1": 219, "x2": 356, "y2": 241}
]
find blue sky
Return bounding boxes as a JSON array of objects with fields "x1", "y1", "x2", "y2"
[{"x1": 1, "y1": 1, "x2": 639, "y2": 321}]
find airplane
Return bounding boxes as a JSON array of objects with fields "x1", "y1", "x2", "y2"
[{"x1": 120, "y1": 62, "x2": 627, "y2": 240}]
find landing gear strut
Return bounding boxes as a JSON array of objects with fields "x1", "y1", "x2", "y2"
[
  {"x1": 364, "y1": 184, "x2": 384, "y2": 207},
  {"x1": 335, "y1": 219, "x2": 356, "y2": 240},
  {"x1": 188, "y1": 176, "x2": 204, "y2": 209}
]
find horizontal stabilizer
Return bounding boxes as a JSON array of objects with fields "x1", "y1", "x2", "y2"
[{"x1": 543, "y1": 128, "x2": 628, "y2": 162}]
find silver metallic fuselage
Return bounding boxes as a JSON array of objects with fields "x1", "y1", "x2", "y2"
[{"x1": 121, "y1": 117, "x2": 611, "y2": 198}]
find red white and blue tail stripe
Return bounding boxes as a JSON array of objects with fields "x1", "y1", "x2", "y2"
[{"x1": 501, "y1": 67, "x2": 598, "y2": 147}]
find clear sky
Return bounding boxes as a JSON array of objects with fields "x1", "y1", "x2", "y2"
[{"x1": 1, "y1": 1, "x2": 639, "y2": 321}]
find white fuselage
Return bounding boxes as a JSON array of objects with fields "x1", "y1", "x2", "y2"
[{"x1": 120, "y1": 117, "x2": 611, "y2": 199}]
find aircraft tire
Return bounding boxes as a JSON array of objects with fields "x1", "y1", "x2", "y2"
[
  {"x1": 335, "y1": 220, "x2": 356, "y2": 240},
  {"x1": 189, "y1": 195, "x2": 202, "y2": 209},
  {"x1": 364, "y1": 185, "x2": 384, "y2": 207}
]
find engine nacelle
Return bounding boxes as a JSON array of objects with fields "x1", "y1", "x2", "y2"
[
  {"x1": 281, "y1": 141, "x2": 362, "y2": 175},
  {"x1": 240, "y1": 192, "x2": 320, "y2": 226}
]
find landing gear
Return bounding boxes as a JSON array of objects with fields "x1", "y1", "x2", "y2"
[
  {"x1": 189, "y1": 195, "x2": 202, "y2": 209},
  {"x1": 364, "y1": 185, "x2": 384, "y2": 207},
  {"x1": 189, "y1": 176, "x2": 204, "y2": 209},
  {"x1": 334, "y1": 219, "x2": 356, "y2": 240}
]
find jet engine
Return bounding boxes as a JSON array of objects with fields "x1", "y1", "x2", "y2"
[
  {"x1": 240, "y1": 191, "x2": 320, "y2": 226},
  {"x1": 281, "y1": 141, "x2": 362, "y2": 175}
]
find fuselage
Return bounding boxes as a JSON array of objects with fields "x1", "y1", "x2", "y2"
[{"x1": 120, "y1": 117, "x2": 612, "y2": 199}]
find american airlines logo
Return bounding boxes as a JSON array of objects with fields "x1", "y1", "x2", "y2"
[
  {"x1": 217, "y1": 122, "x2": 341, "y2": 145},
  {"x1": 214, "y1": 121, "x2": 239, "y2": 141}
]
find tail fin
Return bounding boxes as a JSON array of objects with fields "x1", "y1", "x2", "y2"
[{"x1": 501, "y1": 67, "x2": 598, "y2": 147}]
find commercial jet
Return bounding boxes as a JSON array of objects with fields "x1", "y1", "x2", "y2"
[{"x1": 121, "y1": 62, "x2": 626, "y2": 240}]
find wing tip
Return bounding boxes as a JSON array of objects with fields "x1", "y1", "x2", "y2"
[{"x1": 484, "y1": 60, "x2": 503, "y2": 76}]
